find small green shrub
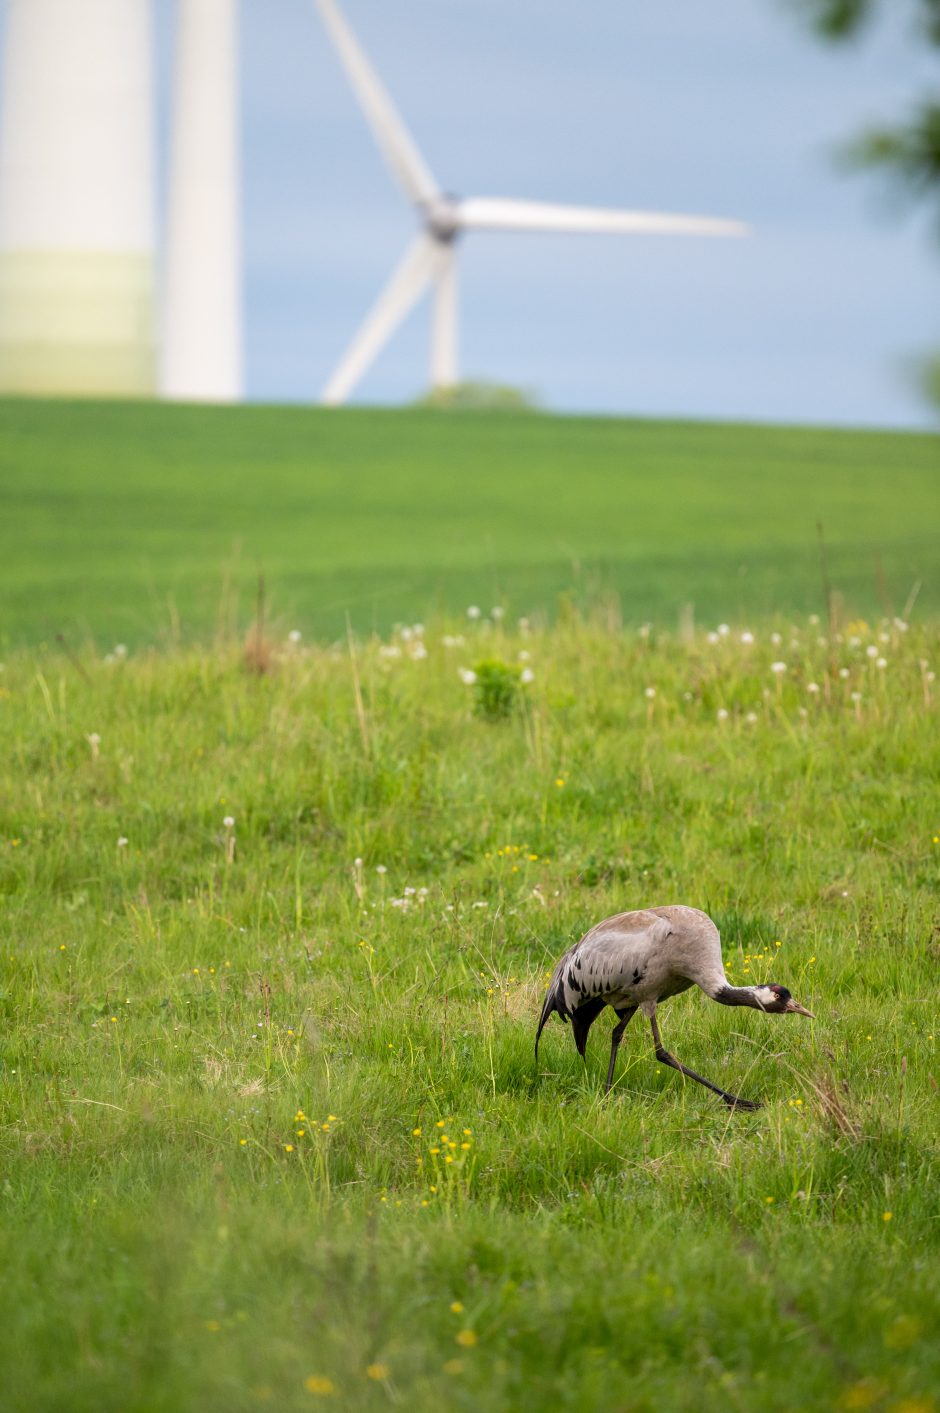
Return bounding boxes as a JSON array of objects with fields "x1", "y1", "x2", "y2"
[{"x1": 472, "y1": 658, "x2": 522, "y2": 720}]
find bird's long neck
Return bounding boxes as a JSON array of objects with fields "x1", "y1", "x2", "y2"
[{"x1": 712, "y1": 983, "x2": 776, "y2": 1011}]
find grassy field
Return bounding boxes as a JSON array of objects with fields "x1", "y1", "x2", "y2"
[
  {"x1": 1, "y1": 399, "x2": 938, "y2": 646},
  {"x1": 1, "y1": 608, "x2": 937, "y2": 1412}
]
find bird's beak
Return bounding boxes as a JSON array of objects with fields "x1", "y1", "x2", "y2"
[{"x1": 786, "y1": 1000, "x2": 815, "y2": 1018}]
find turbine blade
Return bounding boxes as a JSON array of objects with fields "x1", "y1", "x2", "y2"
[
  {"x1": 313, "y1": 0, "x2": 439, "y2": 206},
  {"x1": 456, "y1": 197, "x2": 749, "y2": 238},
  {"x1": 321, "y1": 236, "x2": 438, "y2": 404}
]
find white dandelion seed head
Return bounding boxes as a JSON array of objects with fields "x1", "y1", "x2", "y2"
[
  {"x1": 114, "y1": 644, "x2": 127, "y2": 658},
  {"x1": 644, "y1": 686, "x2": 657, "y2": 699},
  {"x1": 288, "y1": 629, "x2": 302, "y2": 644},
  {"x1": 893, "y1": 618, "x2": 908, "y2": 632},
  {"x1": 850, "y1": 691, "x2": 862, "y2": 703},
  {"x1": 117, "y1": 836, "x2": 128, "y2": 848},
  {"x1": 866, "y1": 645, "x2": 878, "y2": 659},
  {"x1": 354, "y1": 857, "x2": 363, "y2": 868},
  {"x1": 798, "y1": 706, "x2": 808, "y2": 718},
  {"x1": 718, "y1": 623, "x2": 730, "y2": 637},
  {"x1": 707, "y1": 631, "x2": 719, "y2": 645},
  {"x1": 491, "y1": 606, "x2": 505, "y2": 621},
  {"x1": 412, "y1": 623, "x2": 425, "y2": 637},
  {"x1": 223, "y1": 816, "x2": 235, "y2": 829},
  {"x1": 807, "y1": 682, "x2": 820, "y2": 694},
  {"x1": 717, "y1": 707, "x2": 729, "y2": 721},
  {"x1": 809, "y1": 613, "x2": 819, "y2": 625},
  {"x1": 839, "y1": 667, "x2": 850, "y2": 679},
  {"x1": 520, "y1": 667, "x2": 535, "y2": 684},
  {"x1": 467, "y1": 605, "x2": 481, "y2": 620},
  {"x1": 376, "y1": 865, "x2": 387, "y2": 875},
  {"x1": 87, "y1": 732, "x2": 101, "y2": 746},
  {"x1": 740, "y1": 631, "x2": 754, "y2": 645},
  {"x1": 849, "y1": 636, "x2": 861, "y2": 648},
  {"x1": 879, "y1": 632, "x2": 890, "y2": 644},
  {"x1": 928, "y1": 671, "x2": 936, "y2": 683},
  {"x1": 771, "y1": 632, "x2": 782, "y2": 646},
  {"x1": 410, "y1": 641, "x2": 428, "y2": 660},
  {"x1": 399, "y1": 625, "x2": 413, "y2": 641},
  {"x1": 518, "y1": 649, "x2": 531, "y2": 662},
  {"x1": 817, "y1": 636, "x2": 828, "y2": 647},
  {"x1": 458, "y1": 668, "x2": 477, "y2": 685},
  {"x1": 518, "y1": 616, "x2": 530, "y2": 633},
  {"x1": 379, "y1": 644, "x2": 402, "y2": 659},
  {"x1": 770, "y1": 662, "x2": 787, "y2": 675},
  {"x1": 876, "y1": 657, "x2": 887, "y2": 669},
  {"x1": 745, "y1": 712, "x2": 758, "y2": 725},
  {"x1": 638, "y1": 623, "x2": 651, "y2": 640}
]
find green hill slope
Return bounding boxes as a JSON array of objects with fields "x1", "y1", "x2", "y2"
[{"x1": 1, "y1": 399, "x2": 937, "y2": 645}]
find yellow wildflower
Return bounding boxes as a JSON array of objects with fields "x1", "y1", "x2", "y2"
[{"x1": 303, "y1": 1375, "x2": 336, "y2": 1395}]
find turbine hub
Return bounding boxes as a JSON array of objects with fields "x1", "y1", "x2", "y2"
[{"x1": 424, "y1": 196, "x2": 461, "y2": 243}]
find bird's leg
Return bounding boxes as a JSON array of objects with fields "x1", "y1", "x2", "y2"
[
  {"x1": 648, "y1": 1013, "x2": 761, "y2": 1112},
  {"x1": 604, "y1": 1006, "x2": 637, "y2": 1095}
]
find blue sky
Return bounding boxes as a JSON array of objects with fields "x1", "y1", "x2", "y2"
[{"x1": 40, "y1": 3, "x2": 940, "y2": 422}]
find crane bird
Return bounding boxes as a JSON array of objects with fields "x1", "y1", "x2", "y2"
[{"x1": 536, "y1": 905, "x2": 814, "y2": 1110}]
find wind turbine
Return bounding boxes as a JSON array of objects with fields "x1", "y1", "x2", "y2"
[
  {"x1": 314, "y1": 0, "x2": 749, "y2": 406},
  {"x1": 162, "y1": 0, "x2": 242, "y2": 402},
  {"x1": 0, "y1": 0, "x2": 155, "y2": 396}
]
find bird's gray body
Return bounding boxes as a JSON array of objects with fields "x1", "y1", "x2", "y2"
[{"x1": 547, "y1": 904, "x2": 728, "y2": 1021}]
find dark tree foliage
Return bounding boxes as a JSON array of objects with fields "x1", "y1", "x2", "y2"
[
  {"x1": 796, "y1": 0, "x2": 940, "y2": 45},
  {"x1": 793, "y1": 0, "x2": 940, "y2": 228}
]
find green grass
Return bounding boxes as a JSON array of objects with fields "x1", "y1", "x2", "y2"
[
  {"x1": 1, "y1": 612, "x2": 937, "y2": 1412},
  {"x1": 1, "y1": 399, "x2": 938, "y2": 646}
]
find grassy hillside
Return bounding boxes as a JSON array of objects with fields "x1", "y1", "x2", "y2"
[
  {"x1": 0, "y1": 399, "x2": 937, "y2": 647},
  {"x1": 1, "y1": 614, "x2": 937, "y2": 1411}
]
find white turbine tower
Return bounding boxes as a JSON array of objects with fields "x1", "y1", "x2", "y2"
[
  {"x1": 314, "y1": 0, "x2": 749, "y2": 406},
  {"x1": 0, "y1": 0, "x2": 156, "y2": 396},
  {"x1": 161, "y1": 0, "x2": 242, "y2": 402}
]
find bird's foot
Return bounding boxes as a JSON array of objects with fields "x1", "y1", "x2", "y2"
[{"x1": 722, "y1": 1095, "x2": 762, "y2": 1112}]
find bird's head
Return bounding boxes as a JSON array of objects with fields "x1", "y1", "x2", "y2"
[{"x1": 753, "y1": 983, "x2": 814, "y2": 1017}]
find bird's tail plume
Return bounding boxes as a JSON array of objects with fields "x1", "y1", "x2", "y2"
[{"x1": 534, "y1": 963, "x2": 568, "y2": 1058}]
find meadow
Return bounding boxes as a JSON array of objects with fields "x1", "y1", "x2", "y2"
[
  {"x1": 1, "y1": 398, "x2": 938, "y2": 646},
  {"x1": 1, "y1": 402, "x2": 938, "y2": 1410},
  {"x1": 1, "y1": 603, "x2": 937, "y2": 1412}
]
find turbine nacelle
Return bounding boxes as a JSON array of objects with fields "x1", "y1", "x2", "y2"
[{"x1": 423, "y1": 197, "x2": 462, "y2": 245}]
